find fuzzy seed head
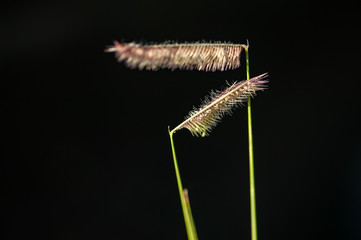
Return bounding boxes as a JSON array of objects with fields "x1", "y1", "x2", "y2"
[
  {"x1": 106, "y1": 41, "x2": 247, "y2": 72},
  {"x1": 172, "y1": 73, "x2": 268, "y2": 137}
]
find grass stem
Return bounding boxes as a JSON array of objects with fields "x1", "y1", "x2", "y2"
[
  {"x1": 169, "y1": 129, "x2": 198, "y2": 240},
  {"x1": 184, "y1": 189, "x2": 199, "y2": 240},
  {"x1": 245, "y1": 46, "x2": 258, "y2": 240}
]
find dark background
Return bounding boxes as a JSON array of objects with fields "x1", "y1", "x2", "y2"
[{"x1": 2, "y1": 0, "x2": 360, "y2": 239}]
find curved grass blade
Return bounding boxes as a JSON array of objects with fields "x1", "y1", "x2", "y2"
[
  {"x1": 170, "y1": 73, "x2": 268, "y2": 137},
  {"x1": 105, "y1": 41, "x2": 247, "y2": 71}
]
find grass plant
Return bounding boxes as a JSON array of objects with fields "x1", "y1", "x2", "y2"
[{"x1": 107, "y1": 40, "x2": 268, "y2": 240}]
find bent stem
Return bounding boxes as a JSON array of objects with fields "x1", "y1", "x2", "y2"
[
  {"x1": 245, "y1": 46, "x2": 258, "y2": 240},
  {"x1": 169, "y1": 129, "x2": 198, "y2": 240}
]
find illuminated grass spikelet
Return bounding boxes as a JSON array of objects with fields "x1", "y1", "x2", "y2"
[
  {"x1": 171, "y1": 73, "x2": 268, "y2": 137},
  {"x1": 106, "y1": 41, "x2": 247, "y2": 71}
]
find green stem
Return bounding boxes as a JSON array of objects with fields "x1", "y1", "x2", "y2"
[
  {"x1": 184, "y1": 189, "x2": 199, "y2": 240},
  {"x1": 245, "y1": 46, "x2": 258, "y2": 240},
  {"x1": 169, "y1": 129, "x2": 198, "y2": 240}
]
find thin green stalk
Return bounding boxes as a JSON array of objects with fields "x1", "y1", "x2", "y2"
[
  {"x1": 245, "y1": 46, "x2": 258, "y2": 240},
  {"x1": 169, "y1": 129, "x2": 198, "y2": 240},
  {"x1": 184, "y1": 189, "x2": 199, "y2": 240}
]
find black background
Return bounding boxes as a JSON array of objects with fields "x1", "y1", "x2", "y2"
[{"x1": 2, "y1": 1, "x2": 361, "y2": 239}]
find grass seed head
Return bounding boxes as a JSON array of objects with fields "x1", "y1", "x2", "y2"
[
  {"x1": 106, "y1": 41, "x2": 247, "y2": 71},
  {"x1": 171, "y1": 73, "x2": 268, "y2": 136}
]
